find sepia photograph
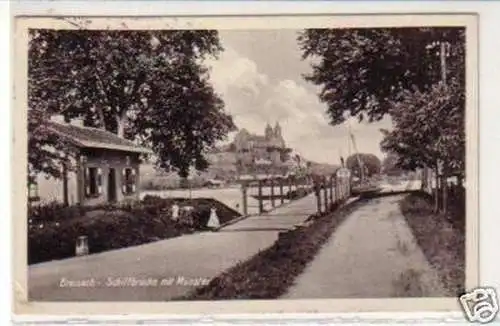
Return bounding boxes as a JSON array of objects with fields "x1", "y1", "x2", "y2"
[{"x1": 13, "y1": 13, "x2": 479, "y2": 315}]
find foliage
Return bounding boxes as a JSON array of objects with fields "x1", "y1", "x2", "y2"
[
  {"x1": 28, "y1": 196, "x2": 241, "y2": 264},
  {"x1": 380, "y1": 81, "x2": 465, "y2": 175},
  {"x1": 298, "y1": 27, "x2": 465, "y2": 125},
  {"x1": 28, "y1": 26, "x2": 236, "y2": 179},
  {"x1": 299, "y1": 27, "x2": 466, "y2": 183},
  {"x1": 28, "y1": 201, "x2": 86, "y2": 224},
  {"x1": 27, "y1": 109, "x2": 78, "y2": 184},
  {"x1": 381, "y1": 153, "x2": 405, "y2": 176},
  {"x1": 345, "y1": 153, "x2": 381, "y2": 177}
]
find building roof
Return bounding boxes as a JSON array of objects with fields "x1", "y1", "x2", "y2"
[
  {"x1": 46, "y1": 120, "x2": 152, "y2": 154},
  {"x1": 247, "y1": 134, "x2": 268, "y2": 142}
]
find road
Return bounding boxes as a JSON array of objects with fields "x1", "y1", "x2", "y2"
[
  {"x1": 378, "y1": 178, "x2": 422, "y2": 193},
  {"x1": 28, "y1": 193, "x2": 318, "y2": 301},
  {"x1": 282, "y1": 194, "x2": 448, "y2": 299}
]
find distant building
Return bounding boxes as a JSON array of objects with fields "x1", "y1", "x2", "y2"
[
  {"x1": 29, "y1": 116, "x2": 152, "y2": 206},
  {"x1": 230, "y1": 122, "x2": 292, "y2": 174}
]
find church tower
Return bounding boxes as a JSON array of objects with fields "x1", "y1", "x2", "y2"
[
  {"x1": 265, "y1": 123, "x2": 273, "y2": 140},
  {"x1": 274, "y1": 122, "x2": 282, "y2": 138}
]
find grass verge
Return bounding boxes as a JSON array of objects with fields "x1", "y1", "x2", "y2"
[
  {"x1": 177, "y1": 197, "x2": 367, "y2": 300},
  {"x1": 399, "y1": 192, "x2": 465, "y2": 296}
]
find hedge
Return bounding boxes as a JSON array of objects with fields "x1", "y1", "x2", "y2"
[{"x1": 28, "y1": 196, "x2": 241, "y2": 265}]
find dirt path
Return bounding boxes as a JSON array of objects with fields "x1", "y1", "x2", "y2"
[{"x1": 282, "y1": 195, "x2": 449, "y2": 299}]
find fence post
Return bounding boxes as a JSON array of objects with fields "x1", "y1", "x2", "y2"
[
  {"x1": 329, "y1": 175, "x2": 334, "y2": 207},
  {"x1": 258, "y1": 179, "x2": 264, "y2": 214},
  {"x1": 242, "y1": 183, "x2": 248, "y2": 216},
  {"x1": 333, "y1": 177, "x2": 337, "y2": 203},
  {"x1": 315, "y1": 181, "x2": 322, "y2": 214},
  {"x1": 322, "y1": 177, "x2": 328, "y2": 212},
  {"x1": 344, "y1": 178, "x2": 348, "y2": 199},
  {"x1": 270, "y1": 178, "x2": 275, "y2": 208},
  {"x1": 280, "y1": 178, "x2": 284, "y2": 204},
  {"x1": 337, "y1": 178, "x2": 344, "y2": 200},
  {"x1": 340, "y1": 179, "x2": 343, "y2": 200}
]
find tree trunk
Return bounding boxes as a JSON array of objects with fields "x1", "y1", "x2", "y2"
[
  {"x1": 442, "y1": 174, "x2": 448, "y2": 214},
  {"x1": 97, "y1": 107, "x2": 106, "y2": 130},
  {"x1": 434, "y1": 167, "x2": 440, "y2": 213},
  {"x1": 116, "y1": 113, "x2": 127, "y2": 138},
  {"x1": 421, "y1": 167, "x2": 428, "y2": 192}
]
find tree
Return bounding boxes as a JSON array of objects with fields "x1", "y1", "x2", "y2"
[
  {"x1": 27, "y1": 108, "x2": 77, "y2": 185},
  {"x1": 382, "y1": 81, "x2": 465, "y2": 215},
  {"x1": 28, "y1": 26, "x2": 236, "y2": 179},
  {"x1": 345, "y1": 153, "x2": 381, "y2": 178},
  {"x1": 298, "y1": 27, "x2": 465, "y2": 125},
  {"x1": 380, "y1": 80, "x2": 465, "y2": 178},
  {"x1": 381, "y1": 153, "x2": 405, "y2": 176}
]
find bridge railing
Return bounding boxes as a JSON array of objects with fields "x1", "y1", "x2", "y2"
[
  {"x1": 237, "y1": 174, "x2": 314, "y2": 215},
  {"x1": 312, "y1": 173, "x2": 351, "y2": 215}
]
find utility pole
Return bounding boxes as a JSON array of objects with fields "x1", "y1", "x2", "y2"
[{"x1": 348, "y1": 122, "x2": 365, "y2": 183}]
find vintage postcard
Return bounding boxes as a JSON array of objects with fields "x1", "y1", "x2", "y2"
[{"x1": 13, "y1": 13, "x2": 481, "y2": 318}]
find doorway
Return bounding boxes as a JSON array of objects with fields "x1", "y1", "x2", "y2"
[{"x1": 108, "y1": 168, "x2": 117, "y2": 203}]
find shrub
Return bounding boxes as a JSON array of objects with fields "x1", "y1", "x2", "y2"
[
  {"x1": 28, "y1": 196, "x2": 241, "y2": 264},
  {"x1": 28, "y1": 201, "x2": 85, "y2": 224},
  {"x1": 28, "y1": 208, "x2": 191, "y2": 264}
]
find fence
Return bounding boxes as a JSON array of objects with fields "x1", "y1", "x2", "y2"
[
  {"x1": 238, "y1": 175, "x2": 314, "y2": 216},
  {"x1": 312, "y1": 174, "x2": 351, "y2": 214},
  {"x1": 421, "y1": 167, "x2": 464, "y2": 215}
]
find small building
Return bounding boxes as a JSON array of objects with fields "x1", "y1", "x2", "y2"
[{"x1": 29, "y1": 118, "x2": 152, "y2": 206}]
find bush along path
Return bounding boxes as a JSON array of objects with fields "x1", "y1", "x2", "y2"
[
  {"x1": 399, "y1": 192, "x2": 465, "y2": 296},
  {"x1": 178, "y1": 197, "x2": 364, "y2": 300},
  {"x1": 28, "y1": 196, "x2": 241, "y2": 265}
]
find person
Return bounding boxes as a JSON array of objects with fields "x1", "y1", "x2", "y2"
[
  {"x1": 206, "y1": 207, "x2": 220, "y2": 230},
  {"x1": 171, "y1": 202, "x2": 180, "y2": 221}
]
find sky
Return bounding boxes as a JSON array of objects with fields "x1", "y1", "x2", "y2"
[{"x1": 207, "y1": 29, "x2": 392, "y2": 165}]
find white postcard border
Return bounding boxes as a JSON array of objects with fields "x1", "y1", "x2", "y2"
[{"x1": 11, "y1": 11, "x2": 479, "y2": 319}]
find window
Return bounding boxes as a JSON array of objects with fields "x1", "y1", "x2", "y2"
[
  {"x1": 28, "y1": 182, "x2": 39, "y2": 202},
  {"x1": 122, "y1": 168, "x2": 137, "y2": 195},
  {"x1": 84, "y1": 167, "x2": 102, "y2": 197}
]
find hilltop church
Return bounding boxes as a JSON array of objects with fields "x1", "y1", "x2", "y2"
[{"x1": 231, "y1": 122, "x2": 292, "y2": 173}]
